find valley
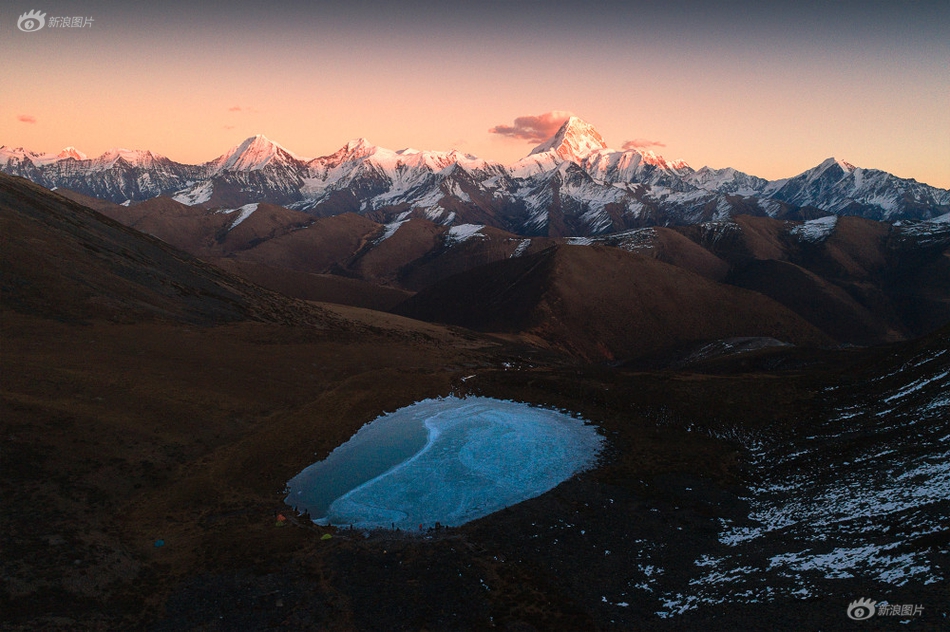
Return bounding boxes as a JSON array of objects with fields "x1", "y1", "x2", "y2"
[{"x1": 1, "y1": 145, "x2": 948, "y2": 630}]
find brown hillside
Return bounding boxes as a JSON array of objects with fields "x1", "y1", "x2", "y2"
[
  {"x1": 218, "y1": 202, "x2": 314, "y2": 252},
  {"x1": 731, "y1": 215, "x2": 790, "y2": 260},
  {"x1": 212, "y1": 259, "x2": 413, "y2": 310},
  {"x1": 674, "y1": 215, "x2": 790, "y2": 265},
  {"x1": 644, "y1": 227, "x2": 731, "y2": 281},
  {"x1": 97, "y1": 196, "x2": 228, "y2": 255},
  {"x1": 55, "y1": 187, "x2": 126, "y2": 214},
  {"x1": 809, "y1": 216, "x2": 890, "y2": 279},
  {"x1": 0, "y1": 174, "x2": 325, "y2": 326},
  {"x1": 396, "y1": 225, "x2": 553, "y2": 291},
  {"x1": 345, "y1": 218, "x2": 445, "y2": 284},
  {"x1": 396, "y1": 244, "x2": 832, "y2": 361},
  {"x1": 233, "y1": 213, "x2": 380, "y2": 274},
  {"x1": 726, "y1": 258, "x2": 902, "y2": 345}
]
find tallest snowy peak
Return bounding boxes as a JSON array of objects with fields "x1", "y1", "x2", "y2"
[{"x1": 529, "y1": 116, "x2": 608, "y2": 163}]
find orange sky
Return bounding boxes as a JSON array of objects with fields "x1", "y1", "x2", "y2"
[{"x1": 2, "y1": 1, "x2": 948, "y2": 187}]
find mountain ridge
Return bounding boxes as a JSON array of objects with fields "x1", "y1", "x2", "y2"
[{"x1": 3, "y1": 117, "x2": 948, "y2": 234}]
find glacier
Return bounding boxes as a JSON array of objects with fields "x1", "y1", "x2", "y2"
[{"x1": 285, "y1": 396, "x2": 603, "y2": 531}]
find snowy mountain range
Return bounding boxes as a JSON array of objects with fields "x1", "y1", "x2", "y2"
[{"x1": 3, "y1": 117, "x2": 948, "y2": 236}]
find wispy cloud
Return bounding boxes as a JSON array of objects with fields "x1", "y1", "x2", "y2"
[
  {"x1": 228, "y1": 106, "x2": 243, "y2": 112},
  {"x1": 489, "y1": 110, "x2": 573, "y2": 143},
  {"x1": 17, "y1": 114, "x2": 37, "y2": 124},
  {"x1": 223, "y1": 125, "x2": 236, "y2": 130},
  {"x1": 622, "y1": 138, "x2": 665, "y2": 150}
]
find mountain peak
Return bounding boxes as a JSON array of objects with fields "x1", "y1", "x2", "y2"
[
  {"x1": 529, "y1": 116, "x2": 608, "y2": 163},
  {"x1": 315, "y1": 138, "x2": 378, "y2": 165},
  {"x1": 91, "y1": 148, "x2": 166, "y2": 169},
  {"x1": 238, "y1": 134, "x2": 277, "y2": 152},
  {"x1": 214, "y1": 134, "x2": 301, "y2": 172},
  {"x1": 58, "y1": 146, "x2": 87, "y2": 161},
  {"x1": 345, "y1": 138, "x2": 373, "y2": 152},
  {"x1": 816, "y1": 157, "x2": 856, "y2": 175}
]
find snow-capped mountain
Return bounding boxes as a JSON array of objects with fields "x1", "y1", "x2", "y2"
[
  {"x1": 207, "y1": 134, "x2": 305, "y2": 174},
  {"x1": 762, "y1": 157, "x2": 950, "y2": 221},
  {"x1": 170, "y1": 135, "x2": 311, "y2": 207},
  {"x1": 1, "y1": 144, "x2": 200, "y2": 203},
  {"x1": 518, "y1": 116, "x2": 607, "y2": 169},
  {"x1": 3, "y1": 117, "x2": 948, "y2": 235},
  {"x1": 509, "y1": 116, "x2": 694, "y2": 195},
  {"x1": 684, "y1": 166, "x2": 769, "y2": 197},
  {"x1": 298, "y1": 139, "x2": 507, "y2": 221}
]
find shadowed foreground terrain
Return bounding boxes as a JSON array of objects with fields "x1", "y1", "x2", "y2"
[{"x1": 2, "y1": 175, "x2": 948, "y2": 630}]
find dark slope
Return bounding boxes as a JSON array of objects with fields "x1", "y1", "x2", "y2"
[
  {"x1": 675, "y1": 214, "x2": 950, "y2": 342},
  {"x1": 24, "y1": 182, "x2": 947, "y2": 348},
  {"x1": 646, "y1": 226, "x2": 731, "y2": 281},
  {"x1": 349, "y1": 220, "x2": 553, "y2": 291},
  {"x1": 97, "y1": 195, "x2": 230, "y2": 255},
  {"x1": 211, "y1": 259, "x2": 413, "y2": 311},
  {"x1": 726, "y1": 259, "x2": 901, "y2": 345},
  {"x1": 232, "y1": 213, "x2": 380, "y2": 274},
  {"x1": 86, "y1": 196, "x2": 317, "y2": 259},
  {"x1": 674, "y1": 215, "x2": 790, "y2": 265},
  {"x1": 343, "y1": 217, "x2": 446, "y2": 285},
  {"x1": 217, "y1": 202, "x2": 314, "y2": 252},
  {"x1": 0, "y1": 174, "x2": 324, "y2": 325},
  {"x1": 54, "y1": 186, "x2": 126, "y2": 215},
  {"x1": 395, "y1": 244, "x2": 832, "y2": 361}
]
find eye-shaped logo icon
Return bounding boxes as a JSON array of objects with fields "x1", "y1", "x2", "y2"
[
  {"x1": 847, "y1": 598, "x2": 877, "y2": 621},
  {"x1": 18, "y1": 9, "x2": 47, "y2": 32}
]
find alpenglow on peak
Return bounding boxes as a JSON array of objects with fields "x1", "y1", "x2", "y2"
[
  {"x1": 529, "y1": 116, "x2": 608, "y2": 163},
  {"x1": 212, "y1": 134, "x2": 303, "y2": 173}
]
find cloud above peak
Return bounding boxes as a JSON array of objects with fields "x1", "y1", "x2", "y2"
[
  {"x1": 489, "y1": 110, "x2": 573, "y2": 143},
  {"x1": 17, "y1": 114, "x2": 37, "y2": 124},
  {"x1": 622, "y1": 138, "x2": 665, "y2": 150}
]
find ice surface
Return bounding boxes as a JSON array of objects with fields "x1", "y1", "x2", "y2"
[{"x1": 285, "y1": 396, "x2": 603, "y2": 530}]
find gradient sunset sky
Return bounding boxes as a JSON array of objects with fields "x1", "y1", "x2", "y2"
[{"x1": 2, "y1": 0, "x2": 948, "y2": 187}]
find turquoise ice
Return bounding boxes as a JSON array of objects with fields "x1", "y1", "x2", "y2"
[{"x1": 285, "y1": 396, "x2": 603, "y2": 530}]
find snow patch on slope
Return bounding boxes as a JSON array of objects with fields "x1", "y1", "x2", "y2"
[
  {"x1": 220, "y1": 203, "x2": 259, "y2": 230},
  {"x1": 172, "y1": 181, "x2": 213, "y2": 205},
  {"x1": 657, "y1": 347, "x2": 949, "y2": 616},
  {"x1": 445, "y1": 224, "x2": 485, "y2": 245},
  {"x1": 791, "y1": 215, "x2": 837, "y2": 243}
]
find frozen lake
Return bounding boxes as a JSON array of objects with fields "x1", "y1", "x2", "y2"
[{"x1": 285, "y1": 396, "x2": 603, "y2": 530}]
